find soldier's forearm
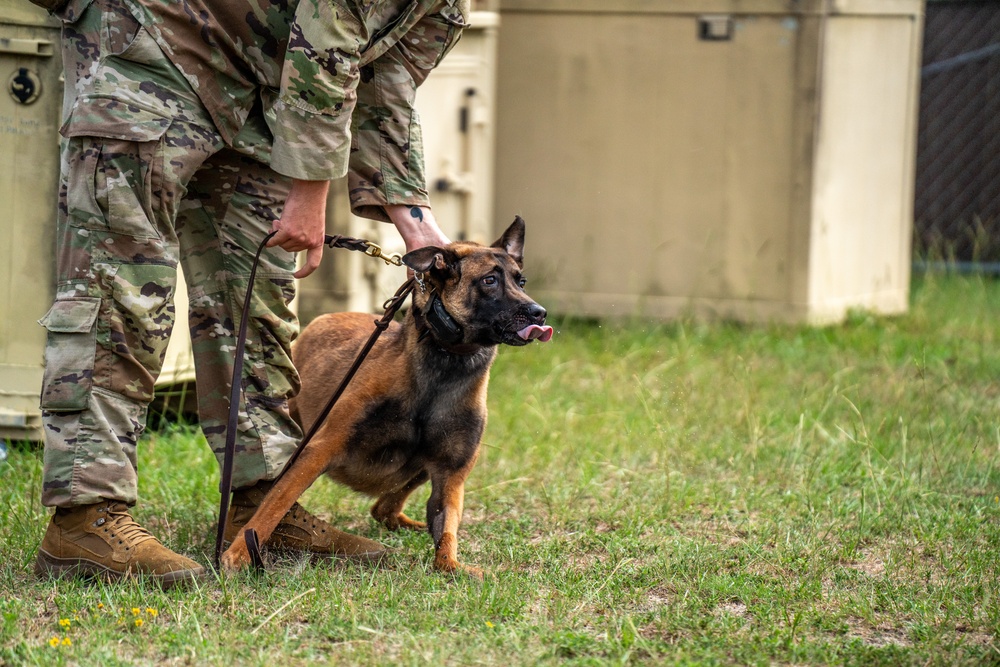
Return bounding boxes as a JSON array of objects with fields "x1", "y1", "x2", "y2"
[{"x1": 387, "y1": 205, "x2": 451, "y2": 252}]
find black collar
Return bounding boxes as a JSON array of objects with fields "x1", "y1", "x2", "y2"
[{"x1": 412, "y1": 292, "x2": 480, "y2": 355}]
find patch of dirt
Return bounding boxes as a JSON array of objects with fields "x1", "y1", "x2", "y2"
[
  {"x1": 845, "y1": 547, "x2": 886, "y2": 577},
  {"x1": 648, "y1": 586, "x2": 674, "y2": 606},
  {"x1": 841, "y1": 618, "x2": 996, "y2": 650},
  {"x1": 679, "y1": 509, "x2": 757, "y2": 549},
  {"x1": 844, "y1": 617, "x2": 912, "y2": 648},
  {"x1": 594, "y1": 521, "x2": 618, "y2": 534},
  {"x1": 954, "y1": 625, "x2": 996, "y2": 647},
  {"x1": 714, "y1": 601, "x2": 748, "y2": 618},
  {"x1": 633, "y1": 585, "x2": 675, "y2": 613}
]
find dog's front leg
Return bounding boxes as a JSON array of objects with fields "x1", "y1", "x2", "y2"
[
  {"x1": 220, "y1": 443, "x2": 331, "y2": 571},
  {"x1": 426, "y1": 456, "x2": 482, "y2": 579}
]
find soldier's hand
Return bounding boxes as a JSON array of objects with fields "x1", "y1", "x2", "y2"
[{"x1": 268, "y1": 179, "x2": 330, "y2": 279}]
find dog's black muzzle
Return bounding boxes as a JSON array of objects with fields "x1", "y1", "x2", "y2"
[{"x1": 497, "y1": 302, "x2": 552, "y2": 346}]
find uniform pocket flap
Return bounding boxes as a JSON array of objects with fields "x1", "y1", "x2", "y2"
[
  {"x1": 52, "y1": 0, "x2": 94, "y2": 23},
  {"x1": 60, "y1": 96, "x2": 171, "y2": 142},
  {"x1": 39, "y1": 297, "x2": 101, "y2": 333},
  {"x1": 441, "y1": 0, "x2": 470, "y2": 26}
]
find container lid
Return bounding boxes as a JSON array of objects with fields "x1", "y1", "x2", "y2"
[{"x1": 499, "y1": 0, "x2": 922, "y2": 17}]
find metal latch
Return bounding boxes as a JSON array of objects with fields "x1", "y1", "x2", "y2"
[
  {"x1": 364, "y1": 242, "x2": 403, "y2": 267},
  {"x1": 698, "y1": 15, "x2": 733, "y2": 41}
]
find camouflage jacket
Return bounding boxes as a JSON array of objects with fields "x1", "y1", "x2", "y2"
[{"x1": 117, "y1": 0, "x2": 468, "y2": 220}]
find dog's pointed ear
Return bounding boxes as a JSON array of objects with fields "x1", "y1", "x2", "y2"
[
  {"x1": 402, "y1": 246, "x2": 458, "y2": 276},
  {"x1": 492, "y1": 216, "x2": 525, "y2": 267}
]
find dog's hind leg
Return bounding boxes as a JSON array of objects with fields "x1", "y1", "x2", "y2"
[{"x1": 371, "y1": 471, "x2": 429, "y2": 531}]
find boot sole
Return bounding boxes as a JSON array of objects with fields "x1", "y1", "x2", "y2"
[{"x1": 35, "y1": 549, "x2": 206, "y2": 590}]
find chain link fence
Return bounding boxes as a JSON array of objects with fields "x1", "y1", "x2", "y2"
[{"x1": 914, "y1": 0, "x2": 1000, "y2": 267}]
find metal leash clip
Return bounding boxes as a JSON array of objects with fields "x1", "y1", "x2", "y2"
[{"x1": 364, "y1": 242, "x2": 403, "y2": 266}]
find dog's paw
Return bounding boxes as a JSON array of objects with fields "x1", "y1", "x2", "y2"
[
  {"x1": 390, "y1": 513, "x2": 427, "y2": 532},
  {"x1": 220, "y1": 540, "x2": 251, "y2": 571},
  {"x1": 374, "y1": 509, "x2": 427, "y2": 532},
  {"x1": 433, "y1": 555, "x2": 485, "y2": 581}
]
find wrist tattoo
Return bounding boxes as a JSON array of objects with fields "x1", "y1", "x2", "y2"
[{"x1": 410, "y1": 206, "x2": 424, "y2": 224}]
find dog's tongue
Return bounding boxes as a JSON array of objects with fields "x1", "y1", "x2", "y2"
[{"x1": 517, "y1": 324, "x2": 553, "y2": 342}]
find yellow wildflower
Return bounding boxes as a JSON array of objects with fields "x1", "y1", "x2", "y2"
[
  {"x1": 134, "y1": 618, "x2": 144, "y2": 628},
  {"x1": 145, "y1": 608, "x2": 158, "y2": 617},
  {"x1": 48, "y1": 637, "x2": 59, "y2": 648},
  {"x1": 59, "y1": 618, "x2": 71, "y2": 629},
  {"x1": 485, "y1": 621, "x2": 494, "y2": 628},
  {"x1": 61, "y1": 637, "x2": 72, "y2": 647},
  {"x1": 131, "y1": 607, "x2": 141, "y2": 616}
]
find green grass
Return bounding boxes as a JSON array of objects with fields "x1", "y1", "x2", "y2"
[{"x1": 2, "y1": 273, "x2": 999, "y2": 666}]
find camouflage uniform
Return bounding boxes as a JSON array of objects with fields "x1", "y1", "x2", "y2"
[{"x1": 39, "y1": 0, "x2": 467, "y2": 507}]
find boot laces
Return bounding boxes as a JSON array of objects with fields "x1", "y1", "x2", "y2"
[{"x1": 102, "y1": 503, "x2": 158, "y2": 547}]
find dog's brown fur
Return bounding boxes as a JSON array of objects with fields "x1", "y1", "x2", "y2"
[{"x1": 220, "y1": 218, "x2": 548, "y2": 576}]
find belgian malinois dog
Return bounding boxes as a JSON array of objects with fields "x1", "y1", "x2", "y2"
[{"x1": 220, "y1": 217, "x2": 552, "y2": 576}]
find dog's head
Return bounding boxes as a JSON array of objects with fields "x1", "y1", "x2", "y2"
[{"x1": 402, "y1": 216, "x2": 553, "y2": 350}]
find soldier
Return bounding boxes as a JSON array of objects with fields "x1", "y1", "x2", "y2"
[{"x1": 33, "y1": 0, "x2": 467, "y2": 587}]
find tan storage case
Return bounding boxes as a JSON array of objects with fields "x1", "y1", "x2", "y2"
[{"x1": 495, "y1": 0, "x2": 924, "y2": 323}]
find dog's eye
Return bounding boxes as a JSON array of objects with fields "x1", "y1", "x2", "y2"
[
  {"x1": 481, "y1": 275, "x2": 497, "y2": 286},
  {"x1": 518, "y1": 277, "x2": 527, "y2": 288}
]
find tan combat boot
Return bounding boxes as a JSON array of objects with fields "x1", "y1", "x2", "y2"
[
  {"x1": 35, "y1": 501, "x2": 206, "y2": 589},
  {"x1": 224, "y1": 481, "x2": 386, "y2": 561}
]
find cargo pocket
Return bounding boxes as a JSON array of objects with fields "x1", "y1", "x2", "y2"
[
  {"x1": 60, "y1": 96, "x2": 171, "y2": 240},
  {"x1": 95, "y1": 136, "x2": 164, "y2": 239},
  {"x1": 38, "y1": 297, "x2": 102, "y2": 412}
]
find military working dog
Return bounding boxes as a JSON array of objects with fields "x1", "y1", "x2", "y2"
[{"x1": 221, "y1": 217, "x2": 552, "y2": 576}]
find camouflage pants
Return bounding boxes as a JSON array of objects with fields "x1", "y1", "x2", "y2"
[{"x1": 40, "y1": 0, "x2": 303, "y2": 507}]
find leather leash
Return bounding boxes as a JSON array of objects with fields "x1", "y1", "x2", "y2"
[{"x1": 213, "y1": 232, "x2": 411, "y2": 569}]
